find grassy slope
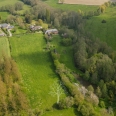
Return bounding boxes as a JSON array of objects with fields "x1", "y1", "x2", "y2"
[
  {"x1": 85, "y1": 6, "x2": 116, "y2": 50},
  {"x1": 0, "y1": 36, "x2": 10, "y2": 57},
  {"x1": 0, "y1": 0, "x2": 19, "y2": 6},
  {"x1": 45, "y1": 0, "x2": 98, "y2": 12},
  {"x1": 0, "y1": 12, "x2": 9, "y2": 20},
  {"x1": 10, "y1": 33, "x2": 60, "y2": 109},
  {"x1": 50, "y1": 35, "x2": 79, "y2": 73},
  {"x1": 10, "y1": 33, "x2": 77, "y2": 116}
]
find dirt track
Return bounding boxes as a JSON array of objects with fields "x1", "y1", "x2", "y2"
[{"x1": 61, "y1": 0, "x2": 116, "y2": 5}]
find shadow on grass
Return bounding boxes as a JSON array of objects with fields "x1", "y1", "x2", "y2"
[{"x1": 14, "y1": 51, "x2": 57, "y2": 75}]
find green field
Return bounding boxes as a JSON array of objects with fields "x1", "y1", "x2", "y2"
[
  {"x1": 0, "y1": 36, "x2": 10, "y2": 57},
  {"x1": 0, "y1": 0, "x2": 18, "y2": 6},
  {"x1": 50, "y1": 35, "x2": 79, "y2": 73},
  {"x1": 45, "y1": 0, "x2": 98, "y2": 12},
  {"x1": 85, "y1": 6, "x2": 116, "y2": 50},
  {"x1": 0, "y1": 12, "x2": 9, "y2": 20},
  {"x1": 10, "y1": 33, "x2": 59, "y2": 109},
  {"x1": 10, "y1": 33, "x2": 77, "y2": 115}
]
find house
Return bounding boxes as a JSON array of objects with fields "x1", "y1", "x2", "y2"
[
  {"x1": 30, "y1": 25, "x2": 42, "y2": 31},
  {"x1": 45, "y1": 29, "x2": 58, "y2": 35},
  {"x1": 0, "y1": 23, "x2": 14, "y2": 30}
]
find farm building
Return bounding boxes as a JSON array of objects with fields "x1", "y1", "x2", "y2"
[
  {"x1": 30, "y1": 25, "x2": 42, "y2": 31},
  {"x1": 45, "y1": 29, "x2": 58, "y2": 35},
  {"x1": 0, "y1": 23, "x2": 14, "y2": 30}
]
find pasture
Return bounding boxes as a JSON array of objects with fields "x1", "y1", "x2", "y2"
[
  {"x1": 0, "y1": 0, "x2": 18, "y2": 6},
  {"x1": 10, "y1": 33, "x2": 60, "y2": 109},
  {"x1": 0, "y1": 12, "x2": 9, "y2": 20},
  {"x1": 85, "y1": 6, "x2": 116, "y2": 50},
  {"x1": 0, "y1": 36, "x2": 10, "y2": 57},
  {"x1": 50, "y1": 35, "x2": 80, "y2": 73},
  {"x1": 10, "y1": 33, "x2": 78, "y2": 115}
]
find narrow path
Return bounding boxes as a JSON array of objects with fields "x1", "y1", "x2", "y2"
[{"x1": 7, "y1": 29, "x2": 12, "y2": 37}]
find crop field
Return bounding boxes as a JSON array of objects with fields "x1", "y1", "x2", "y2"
[
  {"x1": 45, "y1": 0, "x2": 98, "y2": 12},
  {"x1": 0, "y1": 36, "x2": 10, "y2": 57},
  {"x1": 10, "y1": 33, "x2": 61, "y2": 109},
  {"x1": 85, "y1": 6, "x2": 116, "y2": 50},
  {"x1": 63, "y1": 0, "x2": 111, "y2": 5}
]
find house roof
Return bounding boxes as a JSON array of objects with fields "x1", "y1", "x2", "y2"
[
  {"x1": 45, "y1": 29, "x2": 58, "y2": 34},
  {"x1": 0, "y1": 23, "x2": 9, "y2": 28},
  {"x1": 0, "y1": 23, "x2": 14, "y2": 29},
  {"x1": 30, "y1": 25, "x2": 42, "y2": 30}
]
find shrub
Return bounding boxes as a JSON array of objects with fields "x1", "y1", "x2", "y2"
[
  {"x1": 101, "y1": 20, "x2": 106, "y2": 23},
  {"x1": 59, "y1": 97, "x2": 74, "y2": 109},
  {"x1": 62, "y1": 38, "x2": 72, "y2": 46}
]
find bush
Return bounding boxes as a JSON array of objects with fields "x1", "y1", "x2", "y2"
[
  {"x1": 59, "y1": 97, "x2": 74, "y2": 109},
  {"x1": 99, "y1": 101, "x2": 105, "y2": 108},
  {"x1": 61, "y1": 38, "x2": 72, "y2": 46},
  {"x1": 78, "y1": 102, "x2": 95, "y2": 116},
  {"x1": 101, "y1": 20, "x2": 106, "y2": 23}
]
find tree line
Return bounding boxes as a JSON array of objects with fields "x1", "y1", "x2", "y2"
[{"x1": 0, "y1": 55, "x2": 29, "y2": 115}]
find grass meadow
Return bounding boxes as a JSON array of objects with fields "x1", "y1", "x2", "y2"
[
  {"x1": 85, "y1": 6, "x2": 116, "y2": 50},
  {"x1": 10, "y1": 33, "x2": 78, "y2": 115},
  {"x1": 45, "y1": 0, "x2": 98, "y2": 12},
  {"x1": 0, "y1": 12, "x2": 9, "y2": 20},
  {"x1": 10, "y1": 33, "x2": 60, "y2": 109},
  {"x1": 0, "y1": 36, "x2": 10, "y2": 57},
  {"x1": 10, "y1": 33, "x2": 77, "y2": 115},
  {"x1": 50, "y1": 35, "x2": 79, "y2": 73},
  {"x1": 0, "y1": 0, "x2": 18, "y2": 6}
]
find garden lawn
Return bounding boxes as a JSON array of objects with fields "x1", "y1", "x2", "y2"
[
  {"x1": 45, "y1": 0, "x2": 98, "y2": 12},
  {"x1": 85, "y1": 6, "x2": 116, "y2": 50},
  {"x1": 0, "y1": 36, "x2": 10, "y2": 57},
  {"x1": 10, "y1": 33, "x2": 62, "y2": 110}
]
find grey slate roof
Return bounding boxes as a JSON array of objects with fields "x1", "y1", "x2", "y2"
[
  {"x1": 45, "y1": 29, "x2": 58, "y2": 34},
  {"x1": 0, "y1": 23, "x2": 14, "y2": 29}
]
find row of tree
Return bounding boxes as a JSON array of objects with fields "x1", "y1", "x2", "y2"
[{"x1": 0, "y1": 56, "x2": 29, "y2": 115}]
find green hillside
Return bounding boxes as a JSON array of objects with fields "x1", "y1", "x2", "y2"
[
  {"x1": 85, "y1": 6, "x2": 116, "y2": 50},
  {"x1": 0, "y1": 0, "x2": 19, "y2": 6}
]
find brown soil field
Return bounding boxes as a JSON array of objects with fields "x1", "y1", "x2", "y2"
[{"x1": 60, "y1": 0, "x2": 116, "y2": 5}]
